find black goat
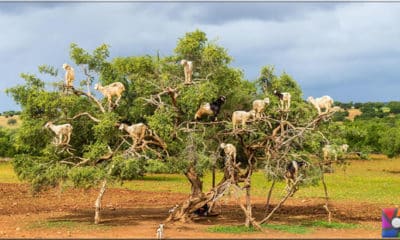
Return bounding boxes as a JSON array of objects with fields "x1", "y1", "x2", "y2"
[
  {"x1": 194, "y1": 96, "x2": 226, "y2": 121},
  {"x1": 284, "y1": 160, "x2": 308, "y2": 194}
]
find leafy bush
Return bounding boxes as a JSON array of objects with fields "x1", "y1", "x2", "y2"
[{"x1": 7, "y1": 118, "x2": 17, "y2": 125}]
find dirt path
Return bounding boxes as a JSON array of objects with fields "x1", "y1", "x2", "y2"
[{"x1": 0, "y1": 183, "x2": 382, "y2": 238}]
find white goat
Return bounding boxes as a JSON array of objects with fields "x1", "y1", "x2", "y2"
[
  {"x1": 62, "y1": 63, "x2": 75, "y2": 88},
  {"x1": 273, "y1": 90, "x2": 291, "y2": 110},
  {"x1": 180, "y1": 59, "x2": 193, "y2": 84},
  {"x1": 119, "y1": 123, "x2": 147, "y2": 147},
  {"x1": 44, "y1": 121, "x2": 73, "y2": 145},
  {"x1": 232, "y1": 110, "x2": 256, "y2": 129},
  {"x1": 307, "y1": 95, "x2": 334, "y2": 115},
  {"x1": 220, "y1": 143, "x2": 237, "y2": 162},
  {"x1": 94, "y1": 82, "x2": 125, "y2": 109},
  {"x1": 156, "y1": 224, "x2": 164, "y2": 239},
  {"x1": 322, "y1": 144, "x2": 349, "y2": 162},
  {"x1": 252, "y1": 97, "x2": 270, "y2": 119}
]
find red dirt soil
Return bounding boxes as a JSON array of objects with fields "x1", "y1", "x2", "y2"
[{"x1": 0, "y1": 183, "x2": 383, "y2": 238}]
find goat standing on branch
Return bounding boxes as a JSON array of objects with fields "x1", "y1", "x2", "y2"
[
  {"x1": 194, "y1": 96, "x2": 226, "y2": 121},
  {"x1": 284, "y1": 160, "x2": 308, "y2": 195},
  {"x1": 94, "y1": 82, "x2": 126, "y2": 110},
  {"x1": 220, "y1": 143, "x2": 237, "y2": 162},
  {"x1": 273, "y1": 90, "x2": 291, "y2": 111},
  {"x1": 180, "y1": 59, "x2": 193, "y2": 85},
  {"x1": 232, "y1": 110, "x2": 256, "y2": 129},
  {"x1": 62, "y1": 63, "x2": 75, "y2": 89},
  {"x1": 252, "y1": 97, "x2": 270, "y2": 119},
  {"x1": 44, "y1": 121, "x2": 73, "y2": 145},
  {"x1": 119, "y1": 123, "x2": 147, "y2": 148},
  {"x1": 307, "y1": 95, "x2": 334, "y2": 115},
  {"x1": 322, "y1": 144, "x2": 349, "y2": 162}
]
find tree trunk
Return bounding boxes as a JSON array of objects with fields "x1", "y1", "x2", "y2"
[
  {"x1": 245, "y1": 179, "x2": 252, "y2": 227},
  {"x1": 264, "y1": 179, "x2": 276, "y2": 216},
  {"x1": 320, "y1": 166, "x2": 332, "y2": 223},
  {"x1": 185, "y1": 166, "x2": 203, "y2": 197},
  {"x1": 259, "y1": 177, "x2": 301, "y2": 225},
  {"x1": 94, "y1": 179, "x2": 107, "y2": 224}
]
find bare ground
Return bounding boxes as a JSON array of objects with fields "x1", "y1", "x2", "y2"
[{"x1": 0, "y1": 183, "x2": 382, "y2": 238}]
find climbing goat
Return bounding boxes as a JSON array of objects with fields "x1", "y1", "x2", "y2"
[
  {"x1": 62, "y1": 63, "x2": 75, "y2": 88},
  {"x1": 194, "y1": 96, "x2": 226, "y2": 121},
  {"x1": 284, "y1": 160, "x2": 308, "y2": 194},
  {"x1": 44, "y1": 121, "x2": 73, "y2": 145},
  {"x1": 273, "y1": 90, "x2": 291, "y2": 110},
  {"x1": 307, "y1": 95, "x2": 334, "y2": 115},
  {"x1": 252, "y1": 97, "x2": 270, "y2": 119},
  {"x1": 180, "y1": 59, "x2": 193, "y2": 84},
  {"x1": 94, "y1": 82, "x2": 126, "y2": 109},
  {"x1": 220, "y1": 143, "x2": 237, "y2": 162},
  {"x1": 119, "y1": 123, "x2": 147, "y2": 147},
  {"x1": 232, "y1": 110, "x2": 256, "y2": 129}
]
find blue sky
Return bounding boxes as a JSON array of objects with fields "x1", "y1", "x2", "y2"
[{"x1": 1, "y1": 2, "x2": 400, "y2": 112}]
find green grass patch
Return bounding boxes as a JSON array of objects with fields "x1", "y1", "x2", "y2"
[
  {"x1": 208, "y1": 221, "x2": 361, "y2": 234},
  {"x1": 307, "y1": 220, "x2": 360, "y2": 229},
  {"x1": 262, "y1": 224, "x2": 311, "y2": 234},
  {"x1": 1, "y1": 157, "x2": 400, "y2": 204},
  {"x1": 207, "y1": 225, "x2": 258, "y2": 233},
  {"x1": 26, "y1": 220, "x2": 109, "y2": 230}
]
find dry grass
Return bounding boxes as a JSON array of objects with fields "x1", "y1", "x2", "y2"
[
  {"x1": 346, "y1": 109, "x2": 362, "y2": 121},
  {"x1": 0, "y1": 115, "x2": 21, "y2": 129}
]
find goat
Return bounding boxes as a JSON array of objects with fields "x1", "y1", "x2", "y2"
[
  {"x1": 322, "y1": 144, "x2": 349, "y2": 162},
  {"x1": 44, "y1": 121, "x2": 73, "y2": 145},
  {"x1": 220, "y1": 143, "x2": 237, "y2": 162},
  {"x1": 273, "y1": 90, "x2": 291, "y2": 110},
  {"x1": 252, "y1": 97, "x2": 270, "y2": 119},
  {"x1": 119, "y1": 123, "x2": 147, "y2": 147},
  {"x1": 94, "y1": 82, "x2": 126, "y2": 109},
  {"x1": 62, "y1": 63, "x2": 75, "y2": 88},
  {"x1": 156, "y1": 224, "x2": 164, "y2": 239},
  {"x1": 180, "y1": 59, "x2": 193, "y2": 84},
  {"x1": 194, "y1": 96, "x2": 226, "y2": 121},
  {"x1": 307, "y1": 95, "x2": 334, "y2": 115},
  {"x1": 284, "y1": 160, "x2": 308, "y2": 194},
  {"x1": 168, "y1": 204, "x2": 179, "y2": 214},
  {"x1": 232, "y1": 110, "x2": 256, "y2": 129}
]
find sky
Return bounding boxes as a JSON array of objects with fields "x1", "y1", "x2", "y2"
[{"x1": 1, "y1": 2, "x2": 400, "y2": 112}]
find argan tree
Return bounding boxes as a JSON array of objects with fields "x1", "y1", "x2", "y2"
[{"x1": 7, "y1": 30, "x2": 342, "y2": 228}]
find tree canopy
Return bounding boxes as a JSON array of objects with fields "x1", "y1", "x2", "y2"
[{"x1": 7, "y1": 30, "x2": 344, "y2": 227}]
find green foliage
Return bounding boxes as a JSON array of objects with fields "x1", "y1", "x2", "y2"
[
  {"x1": 0, "y1": 128, "x2": 17, "y2": 157},
  {"x1": 68, "y1": 167, "x2": 106, "y2": 189},
  {"x1": 13, "y1": 154, "x2": 68, "y2": 192},
  {"x1": 332, "y1": 110, "x2": 349, "y2": 122},
  {"x1": 110, "y1": 156, "x2": 145, "y2": 180},
  {"x1": 7, "y1": 118, "x2": 17, "y2": 125},
  {"x1": 145, "y1": 159, "x2": 170, "y2": 174}
]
